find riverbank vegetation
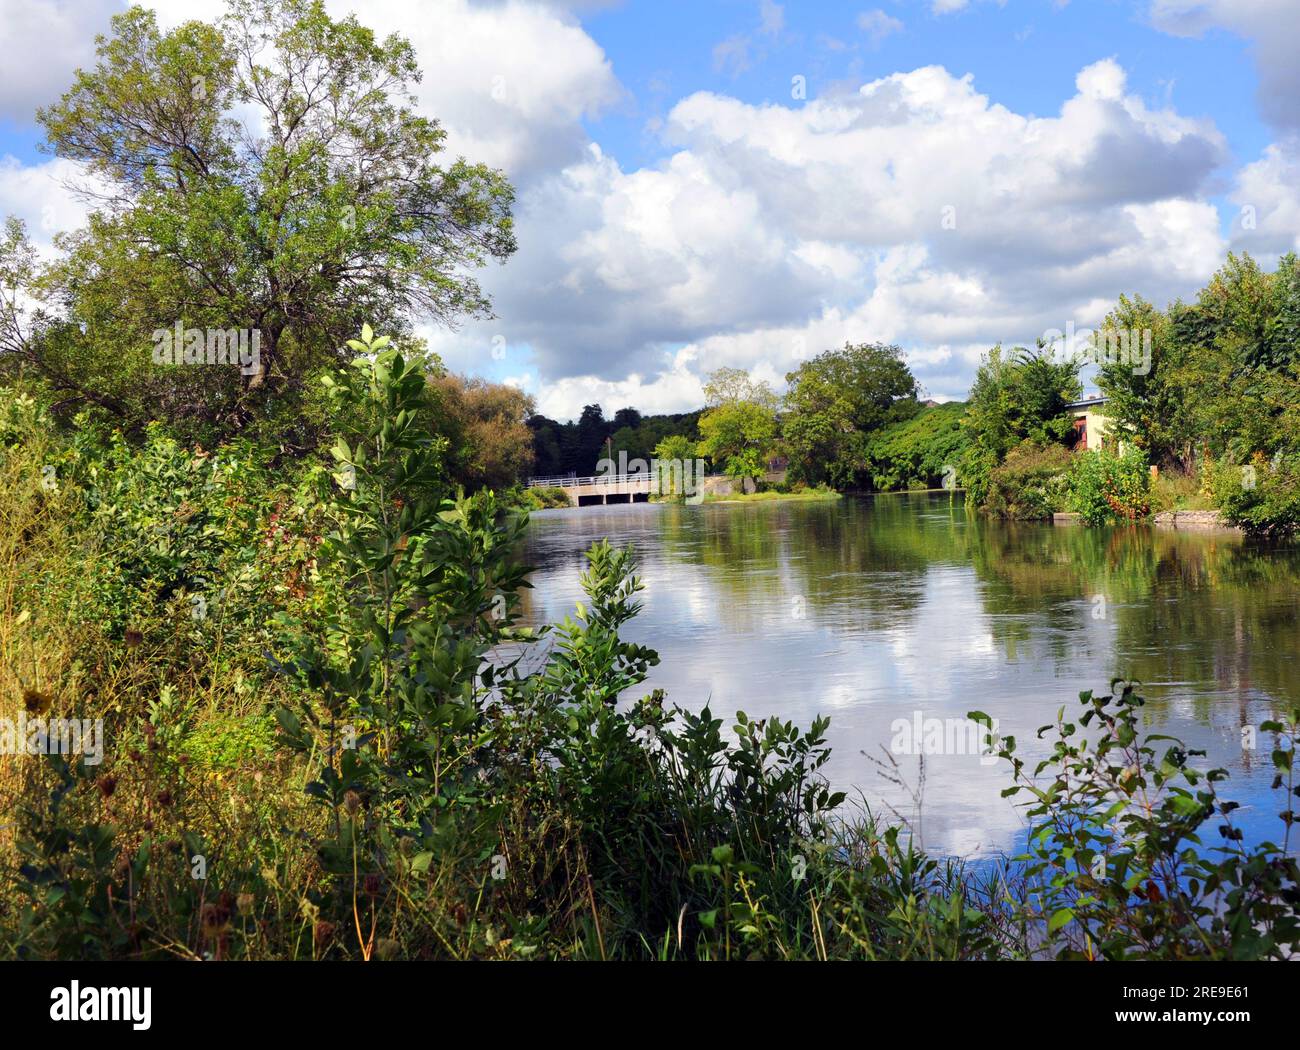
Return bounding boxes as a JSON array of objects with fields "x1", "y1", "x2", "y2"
[
  {"x1": 5, "y1": 350, "x2": 1298, "y2": 961},
  {"x1": 701, "y1": 486, "x2": 840, "y2": 505},
  {"x1": 954, "y1": 255, "x2": 1300, "y2": 533},
  {"x1": 1, "y1": 0, "x2": 1298, "y2": 966},
  {"x1": 517, "y1": 249, "x2": 1299, "y2": 536}
]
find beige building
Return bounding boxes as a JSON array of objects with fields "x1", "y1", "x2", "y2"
[{"x1": 1066, "y1": 395, "x2": 1125, "y2": 453}]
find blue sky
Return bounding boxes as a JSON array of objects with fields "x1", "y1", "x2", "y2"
[
  {"x1": 579, "y1": 0, "x2": 1271, "y2": 176},
  {"x1": 2, "y1": 0, "x2": 1298, "y2": 419}
]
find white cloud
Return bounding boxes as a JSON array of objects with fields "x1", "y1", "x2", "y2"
[
  {"x1": 1148, "y1": 3, "x2": 1300, "y2": 262},
  {"x1": 453, "y1": 57, "x2": 1228, "y2": 418},
  {"x1": 857, "y1": 9, "x2": 904, "y2": 47},
  {"x1": 1150, "y1": 0, "x2": 1300, "y2": 131},
  {"x1": 0, "y1": 156, "x2": 104, "y2": 254},
  {"x1": 0, "y1": 0, "x2": 119, "y2": 122},
  {"x1": 1231, "y1": 140, "x2": 1300, "y2": 256},
  {"x1": 330, "y1": 0, "x2": 623, "y2": 182}
]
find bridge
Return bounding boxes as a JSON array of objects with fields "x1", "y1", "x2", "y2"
[
  {"x1": 528, "y1": 469, "x2": 784, "y2": 507},
  {"x1": 528, "y1": 472, "x2": 664, "y2": 506}
]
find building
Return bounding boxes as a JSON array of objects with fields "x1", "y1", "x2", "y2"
[{"x1": 1065, "y1": 395, "x2": 1123, "y2": 453}]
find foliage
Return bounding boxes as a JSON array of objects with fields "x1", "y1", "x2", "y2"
[
  {"x1": 6, "y1": 0, "x2": 515, "y2": 442},
  {"x1": 431, "y1": 373, "x2": 536, "y2": 490},
  {"x1": 1093, "y1": 254, "x2": 1300, "y2": 530},
  {"x1": 652, "y1": 433, "x2": 698, "y2": 499},
  {"x1": 782, "y1": 342, "x2": 919, "y2": 489},
  {"x1": 273, "y1": 329, "x2": 528, "y2": 947},
  {"x1": 1211, "y1": 453, "x2": 1300, "y2": 536},
  {"x1": 527, "y1": 404, "x2": 701, "y2": 480},
  {"x1": 1068, "y1": 447, "x2": 1152, "y2": 525},
  {"x1": 703, "y1": 367, "x2": 780, "y2": 412},
  {"x1": 1094, "y1": 295, "x2": 1190, "y2": 469},
  {"x1": 697, "y1": 369, "x2": 779, "y2": 485},
  {"x1": 974, "y1": 683, "x2": 1300, "y2": 960},
  {"x1": 982, "y1": 440, "x2": 1073, "y2": 520},
  {"x1": 962, "y1": 346, "x2": 1081, "y2": 506},
  {"x1": 5, "y1": 329, "x2": 1300, "y2": 963},
  {"x1": 518, "y1": 485, "x2": 571, "y2": 510},
  {"x1": 863, "y1": 401, "x2": 969, "y2": 491}
]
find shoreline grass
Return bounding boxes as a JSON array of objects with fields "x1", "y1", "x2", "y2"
[{"x1": 701, "y1": 487, "x2": 841, "y2": 505}]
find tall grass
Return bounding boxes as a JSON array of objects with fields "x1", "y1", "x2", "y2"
[{"x1": 1, "y1": 351, "x2": 1297, "y2": 962}]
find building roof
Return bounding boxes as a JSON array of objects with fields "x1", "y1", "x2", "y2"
[{"x1": 1065, "y1": 395, "x2": 1108, "y2": 410}]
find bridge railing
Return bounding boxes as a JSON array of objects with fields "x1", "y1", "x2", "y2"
[{"x1": 528, "y1": 473, "x2": 659, "y2": 488}]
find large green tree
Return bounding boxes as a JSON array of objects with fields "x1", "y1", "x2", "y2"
[
  {"x1": 1094, "y1": 294, "x2": 1190, "y2": 469},
  {"x1": 782, "y1": 342, "x2": 919, "y2": 489},
  {"x1": 696, "y1": 367, "x2": 779, "y2": 485},
  {"x1": 1169, "y1": 253, "x2": 1300, "y2": 462},
  {"x1": 961, "y1": 344, "x2": 1081, "y2": 504},
  {"x1": 6, "y1": 0, "x2": 515, "y2": 443}
]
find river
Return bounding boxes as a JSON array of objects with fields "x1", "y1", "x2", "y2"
[{"x1": 518, "y1": 492, "x2": 1300, "y2": 858}]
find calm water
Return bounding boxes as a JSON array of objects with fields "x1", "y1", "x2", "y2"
[{"x1": 519, "y1": 493, "x2": 1300, "y2": 858}]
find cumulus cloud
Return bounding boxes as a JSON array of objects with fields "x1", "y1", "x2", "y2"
[
  {"x1": 1149, "y1": 2, "x2": 1300, "y2": 271},
  {"x1": 857, "y1": 9, "x2": 904, "y2": 47},
  {"x1": 1231, "y1": 141, "x2": 1300, "y2": 256},
  {"x1": 0, "y1": 0, "x2": 119, "y2": 123},
  {"x1": 1150, "y1": 0, "x2": 1300, "y2": 132},
  {"x1": 435, "y1": 56, "x2": 1228, "y2": 417},
  {"x1": 0, "y1": 156, "x2": 105, "y2": 254},
  {"x1": 332, "y1": 0, "x2": 623, "y2": 182}
]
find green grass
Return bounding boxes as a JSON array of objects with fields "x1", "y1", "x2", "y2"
[
  {"x1": 702, "y1": 487, "x2": 840, "y2": 504},
  {"x1": 1150, "y1": 468, "x2": 1217, "y2": 513}
]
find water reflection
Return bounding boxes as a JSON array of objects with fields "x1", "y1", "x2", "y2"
[{"x1": 520, "y1": 493, "x2": 1300, "y2": 858}]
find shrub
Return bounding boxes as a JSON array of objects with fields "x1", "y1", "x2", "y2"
[
  {"x1": 522, "y1": 485, "x2": 571, "y2": 510},
  {"x1": 982, "y1": 440, "x2": 1073, "y2": 519},
  {"x1": 864, "y1": 401, "x2": 969, "y2": 492},
  {"x1": 1212, "y1": 453, "x2": 1300, "y2": 535},
  {"x1": 974, "y1": 683, "x2": 1300, "y2": 959},
  {"x1": 1068, "y1": 447, "x2": 1152, "y2": 525},
  {"x1": 7, "y1": 328, "x2": 1299, "y2": 963}
]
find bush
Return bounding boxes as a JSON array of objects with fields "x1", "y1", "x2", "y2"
[
  {"x1": 523, "y1": 485, "x2": 572, "y2": 510},
  {"x1": 1068, "y1": 447, "x2": 1152, "y2": 525},
  {"x1": 975, "y1": 683, "x2": 1300, "y2": 959},
  {"x1": 865, "y1": 401, "x2": 969, "y2": 492},
  {"x1": 7, "y1": 329, "x2": 1300, "y2": 963},
  {"x1": 1149, "y1": 467, "x2": 1213, "y2": 514},
  {"x1": 1211, "y1": 453, "x2": 1300, "y2": 535},
  {"x1": 982, "y1": 441, "x2": 1073, "y2": 519}
]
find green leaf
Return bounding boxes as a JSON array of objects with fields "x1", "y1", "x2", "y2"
[{"x1": 1047, "y1": 908, "x2": 1075, "y2": 934}]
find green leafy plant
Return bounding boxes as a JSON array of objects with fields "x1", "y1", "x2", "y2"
[
  {"x1": 1068, "y1": 447, "x2": 1152, "y2": 525},
  {"x1": 973, "y1": 683, "x2": 1300, "y2": 959}
]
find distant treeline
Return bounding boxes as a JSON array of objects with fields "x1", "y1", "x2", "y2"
[{"x1": 528, "y1": 405, "x2": 702, "y2": 478}]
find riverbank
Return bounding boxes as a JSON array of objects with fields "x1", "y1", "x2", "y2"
[
  {"x1": 701, "y1": 487, "x2": 840, "y2": 505},
  {"x1": 1051, "y1": 508, "x2": 1242, "y2": 532}
]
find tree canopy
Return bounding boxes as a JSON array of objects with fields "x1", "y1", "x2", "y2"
[
  {"x1": 782, "y1": 342, "x2": 919, "y2": 488},
  {"x1": 3, "y1": 0, "x2": 516, "y2": 445}
]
